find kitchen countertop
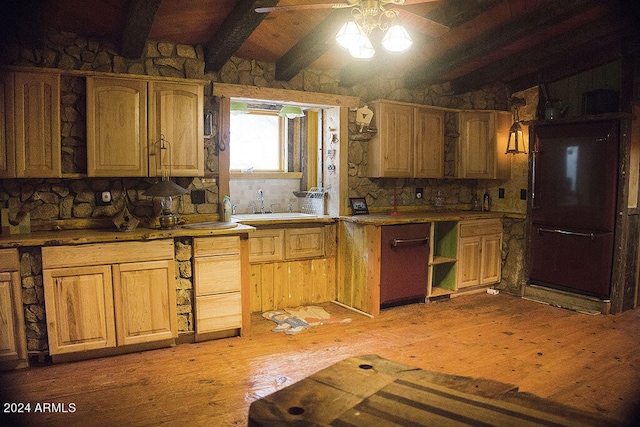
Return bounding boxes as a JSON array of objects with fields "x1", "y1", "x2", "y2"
[
  {"x1": 0, "y1": 223, "x2": 255, "y2": 248},
  {"x1": 342, "y1": 210, "x2": 507, "y2": 226},
  {"x1": 231, "y1": 214, "x2": 337, "y2": 226}
]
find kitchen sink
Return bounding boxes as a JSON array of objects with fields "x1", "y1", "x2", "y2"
[{"x1": 232, "y1": 213, "x2": 316, "y2": 221}]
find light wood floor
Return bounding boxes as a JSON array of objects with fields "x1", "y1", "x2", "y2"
[{"x1": 2, "y1": 292, "x2": 640, "y2": 426}]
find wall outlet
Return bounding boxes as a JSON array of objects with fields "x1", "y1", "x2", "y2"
[
  {"x1": 191, "y1": 189, "x2": 206, "y2": 204},
  {"x1": 95, "y1": 191, "x2": 112, "y2": 206},
  {"x1": 520, "y1": 188, "x2": 527, "y2": 200},
  {"x1": 498, "y1": 188, "x2": 505, "y2": 199},
  {"x1": 415, "y1": 187, "x2": 423, "y2": 199}
]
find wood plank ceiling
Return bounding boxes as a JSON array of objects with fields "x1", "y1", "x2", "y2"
[{"x1": 4, "y1": 0, "x2": 640, "y2": 93}]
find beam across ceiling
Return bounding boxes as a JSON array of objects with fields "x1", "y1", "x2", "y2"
[
  {"x1": 204, "y1": 0, "x2": 279, "y2": 72},
  {"x1": 450, "y1": 14, "x2": 623, "y2": 94},
  {"x1": 121, "y1": 0, "x2": 163, "y2": 58},
  {"x1": 275, "y1": 10, "x2": 347, "y2": 82},
  {"x1": 403, "y1": 0, "x2": 605, "y2": 89}
]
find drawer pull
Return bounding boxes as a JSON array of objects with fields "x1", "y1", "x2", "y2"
[{"x1": 391, "y1": 237, "x2": 429, "y2": 248}]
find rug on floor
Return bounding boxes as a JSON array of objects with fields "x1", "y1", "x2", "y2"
[{"x1": 262, "y1": 306, "x2": 351, "y2": 335}]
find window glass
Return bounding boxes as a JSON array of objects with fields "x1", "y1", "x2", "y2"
[{"x1": 230, "y1": 111, "x2": 282, "y2": 171}]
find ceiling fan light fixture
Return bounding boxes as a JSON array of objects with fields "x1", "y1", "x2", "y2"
[
  {"x1": 381, "y1": 24, "x2": 412, "y2": 53},
  {"x1": 278, "y1": 106, "x2": 305, "y2": 119}
]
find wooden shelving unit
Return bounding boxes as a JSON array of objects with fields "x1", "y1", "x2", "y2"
[{"x1": 429, "y1": 221, "x2": 458, "y2": 295}]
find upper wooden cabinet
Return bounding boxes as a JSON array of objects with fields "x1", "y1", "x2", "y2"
[
  {"x1": 0, "y1": 72, "x2": 14, "y2": 178},
  {"x1": 367, "y1": 100, "x2": 444, "y2": 178},
  {"x1": 87, "y1": 76, "x2": 204, "y2": 177},
  {"x1": 0, "y1": 70, "x2": 61, "y2": 178},
  {"x1": 414, "y1": 107, "x2": 445, "y2": 178},
  {"x1": 148, "y1": 81, "x2": 204, "y2": 177},
  {"x1": 86, "y1": 77, "x2": 148, "y2": 177},
  {"x1": 457, "y1": 111, "x2": 511, "y2": 179}
]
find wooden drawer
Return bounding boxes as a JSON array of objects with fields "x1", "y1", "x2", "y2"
[
  {"x1": 196, "y1": 293, "x2": 242, "y2": 333},
  {"x1": 194, "y1": 254, "x2": 241, "y2": 296},
  {"x1": 285, "y1": 227, "x2": 324, "y2": 260},
  {"x1": 0, "y1": 249, "x2": 19, "y2": 272},
  {"x1": 458, "y1": 219, "x2": 502, "y2": 238},
  {"x1": 42, "y1": 240, "x2": 174, "y2": 269},
  {"x1": 194, "y1": 236, "x2": 240, "y2": 257},
  {"x1": 249, "y1": 229, "x2": 284, "y2": 263}
]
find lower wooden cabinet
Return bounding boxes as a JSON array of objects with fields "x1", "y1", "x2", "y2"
[
  {"x1": 249, "y1": 224, "x2": 336, "y2": 312},
  {"x1": 457, "y1": 219, "x2": 503, "y2": 288},
  {"x1": 42, "y1": 240, "x2": 177, "y2": 359},
  {"x1": 193, "y1": 235, "x2": 248, "y2": 341},
  {"x1": 113, "y1": 261, "x2": 177, "y2": 346},
  {"x1": 0, "y1": 249, "x2": 28, "y2": 369}
]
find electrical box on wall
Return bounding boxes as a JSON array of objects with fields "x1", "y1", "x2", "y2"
[{"x1": 95, "y1": 191, "x2": 112, "y2": 206}]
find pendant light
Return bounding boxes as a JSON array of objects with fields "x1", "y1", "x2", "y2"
[
  {"x1": 278, "y1": 106, "x2": 305, "y2": 119},
  {"x1": 505, "y1": 97, "x2": 527, "y2": 155}
]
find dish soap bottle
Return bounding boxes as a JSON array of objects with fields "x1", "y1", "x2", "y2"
[
  {"x1": 223, "y1": 195, "x2": 232, "y2": 222},
  {"x1": 482, "y1": 191, "x2": 491, "y2": 212}
]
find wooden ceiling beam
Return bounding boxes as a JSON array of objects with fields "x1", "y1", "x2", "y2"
[
  {"x1": 275, "y1": 11, "x2": 347, "y2": 82},
  {"x1": 204, "y1": 0, "x2": 279, "y2": 72},
  {"x1": 450, "y1": 15, "x2": 622, "y2": 94},
  {"x1": 403, "y1": 0, "x2": 605, "y2": 89},
  {"x1": 121, "y1": 0, "x2": 163, "y2": 58}
]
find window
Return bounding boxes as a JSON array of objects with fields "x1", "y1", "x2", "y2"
[{"x1": 230, "y1": 111, "x2": 284, "y2": 172}]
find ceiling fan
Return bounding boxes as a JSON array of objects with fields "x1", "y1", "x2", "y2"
[{"x1": 256, "y1": 1, "x2": 449, "y2": 59}]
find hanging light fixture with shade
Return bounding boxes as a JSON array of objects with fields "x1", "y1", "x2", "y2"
[
  {"x1": 278, "y1": 105, "x2": 305, "y2": 119},
  {"x1": 505, "y1": 97, "x2": 527, "y2": 155},
  {"x1": 335, "y1": 1, "x2": 413, "y2": 59},
  {"x1": 143, "y1": 135, "x2": 187, "y2": 229}
]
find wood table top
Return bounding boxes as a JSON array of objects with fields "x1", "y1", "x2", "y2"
[{"x1": 248, "y1": 354, "x2": 620, "y2": 426}]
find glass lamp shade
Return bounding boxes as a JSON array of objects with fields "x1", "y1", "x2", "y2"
[
  {"x1": 348, "y1": 35, "x2": 376, "y2": 59},
  {"x1": 336, "y1": 21, "x2": 366, "y2": 49},
  {"x1": 505, "y1": 121, "x2": 526, "y2": 154},
  {"x1": 278, "y1": 106, "x2": 305, "y2": 119},
  {"x1": 381, "y1": 25, "x2": 413, "y2": 53}
]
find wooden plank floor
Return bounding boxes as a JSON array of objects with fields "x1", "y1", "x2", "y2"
[{"x1": 1, "y1": 292, "x2": 640, "y2": 426}]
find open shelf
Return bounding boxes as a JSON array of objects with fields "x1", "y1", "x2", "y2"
[{"x1": 430, "y1": 255, "x2": 457, "y2": 266}]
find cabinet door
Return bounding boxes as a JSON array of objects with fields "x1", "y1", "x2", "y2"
[
  {"x1": 414, "y1": 108, "x2": 444, "y2": 178},
  {"x1": 0, "y1": 72, "x2": 15, "y2": 178},
  {"x1": 249, "y1": 230, "x2": 284, "y2": 263},
  {"x1": 480, "y1": 234, "x2": 502, "y2": 285},
  {"x1": 43, "y1": 266, "x2": 116, "y2": 355},
  {"x1": 458, "y1": 111, "x2": 495, "y2": 179},
  {"x1": 148, "y1": 81, "x2": 204, "y2": 177},
  {"x1": 0, "y1": 271, "x2": 26, "y2": 365},
  {"x1": 367, "y1": 102, "x2": 413, "y2": 177},
  {"x1": 86, "y1": 77, "x2": 148, "y2": 177},
  {"x1": 14, "y1": 72, "x2": 61, "y2": 177},
  {"x1": 285, "y1": 227, "x2": 325, "y2": 260},
  {"x1": 457, "y1": 236, "x2": 482, "y2": 288},
  {"x1": 112, "y1": 260, "x2": 177, "y2": 346}
]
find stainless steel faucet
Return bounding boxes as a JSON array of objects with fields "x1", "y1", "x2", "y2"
[{"x1": 257, "y1": 189, "x2": 265, "y2": 214}]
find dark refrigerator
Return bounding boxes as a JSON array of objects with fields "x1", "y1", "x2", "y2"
[{"x1": 529, "y1": 120, "x2": 619, "y2": 299}]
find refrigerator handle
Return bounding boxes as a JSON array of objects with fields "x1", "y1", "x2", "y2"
[
  {"x1": 531, "y1": 149, "x2": 538, "y2": 209},
  {"x1": 537, "y1": 227, "x2": 596, "y2": 241}
]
